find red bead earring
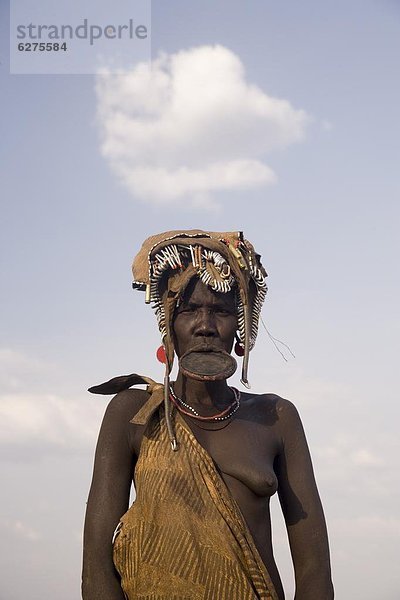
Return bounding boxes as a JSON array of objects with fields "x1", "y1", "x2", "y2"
[
  {"x1": 234, "y1": 341, "x2": 245, "y2": 356},
  {"x1": 156, "y1": 345, "x2": 167, "y2": 364}
]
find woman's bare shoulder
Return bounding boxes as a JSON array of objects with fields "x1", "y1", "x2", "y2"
[
  {"x1": 242, "y1": 390, "x2": 295, "y2": 411},
  {"x1": 242, "y1": 391, "x2": 302, "y2": 429},
  {"x1": 98, "y1": 388, "x2": 149, "y2": 438},
  {"x1": 103, "y1": 387, "x2": 150, "y2": 420},
  {"x1": 252, "y1": 392, "x2": 299, "y2": 412},
  {"x1": 94, "y1": 387, "x2": 151, "y2": 458}
]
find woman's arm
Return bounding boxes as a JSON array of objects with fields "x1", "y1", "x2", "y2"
[
  {"x1": 82, "y1": 390, "x2": 140, "y2": 600},
  {"x1": 275, "y1": 398, "x2": 334, "y2": 600}
]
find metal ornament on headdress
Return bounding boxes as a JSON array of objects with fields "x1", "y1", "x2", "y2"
[{"x1": 132, "y1": 230, "x2": 268, "y2": 450}]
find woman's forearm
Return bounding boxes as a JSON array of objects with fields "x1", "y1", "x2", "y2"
[
  {"x1": 82, "y1": 566, "x2": 126, "y2": 600},
  {"x1": 294, "y1": 565, "x2": 334, "y2": 600}
]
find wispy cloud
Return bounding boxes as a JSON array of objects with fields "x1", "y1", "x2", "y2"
[
  {"x1": 332, "y1": 515, "x2": 400, "y2": 538},
  {"x1": 0, "y1": 392, "x2": 103, "y2": 460},
  {"x1": 349, "y1": 448, "x2": 384, "y2": 467},
  {"x1": 0, "y1": 348, "x2": 103, "y2": 460},
  {"x1": 0, "y1": 518, "x2": 42, "y2": 542},
  {"x1": 95, "y1": 45, "x2": 309, "y2": 209},
  {"x1": 0, "y1": 348, "x2": 55, "y2": 393}
]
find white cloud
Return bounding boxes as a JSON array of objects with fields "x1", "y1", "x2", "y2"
[
  {"x1": 332, "y1": 515, "x2": 400, "y2": 538},
  {"x1": 350, "y1": 448, "x2": 384, "y2": 467},
  {"x1": 0, "y1": 348, "x2": 105, "y2": 459},
  {"x1": 316, "y1": 439, "x2": 385, "y2": 470},
  {"x1": 0, "y1": 392, "x2": 103, "y2": 459},
  {"x1": 0, "y1": 348, "x2": 54, "y2": 393},
  {"x1": 95, "y1": 45, "x2": 309, "y2": 208},
  {"x1": 7, "y1": 519, "x2": 41, "y2": 541}
]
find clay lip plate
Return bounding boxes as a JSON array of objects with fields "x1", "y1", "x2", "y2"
[{"x1": 179, "y1": 345, "x2": 237, "y2": 381}]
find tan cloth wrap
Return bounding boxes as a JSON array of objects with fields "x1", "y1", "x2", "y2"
[{"x1": 130, "y1": 379, "x2": 164, "y2": 426}]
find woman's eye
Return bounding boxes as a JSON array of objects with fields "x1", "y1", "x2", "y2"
[{"x1": 179, "y1": 306, "x2": 196, "y2": 313}]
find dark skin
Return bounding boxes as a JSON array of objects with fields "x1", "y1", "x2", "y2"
[{"x1": 82, "y1": 279, "x2": 334, "y2": 600}]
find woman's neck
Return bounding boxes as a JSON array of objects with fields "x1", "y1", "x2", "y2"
[{"x1": 173, "y1": 372, "x2": 232, "y2": 408}]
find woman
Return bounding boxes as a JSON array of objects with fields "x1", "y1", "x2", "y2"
[{"x1": 82, "y1": 230, "x2": 334, "y2": 600}]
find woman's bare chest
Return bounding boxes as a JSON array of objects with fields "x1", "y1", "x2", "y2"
[{"x1": 183, "y1": 414, "x2": 280, "y2": 498}]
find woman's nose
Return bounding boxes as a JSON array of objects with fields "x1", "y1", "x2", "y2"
[{"x1": 194, "y1": 309, "x2": 217, "y2": 337}]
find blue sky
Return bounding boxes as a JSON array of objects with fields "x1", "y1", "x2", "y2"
[{"x1": 1, "y1": 1, "x2": 400, "y2": 598}]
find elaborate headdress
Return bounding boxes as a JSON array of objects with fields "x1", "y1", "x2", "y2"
[{"x1": 132, "y1": 230, "x2": 267, "y2": 380}]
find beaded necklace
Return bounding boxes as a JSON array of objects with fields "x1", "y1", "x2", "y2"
[{"x1": 169, "y1": 386, "x2": 240, "y2": 422}]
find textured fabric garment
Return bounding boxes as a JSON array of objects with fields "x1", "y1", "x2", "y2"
[{"x1": 113, "y1": 411, "x2": 279, "y2": 600}]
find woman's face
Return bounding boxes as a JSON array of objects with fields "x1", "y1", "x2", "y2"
[{"x1": 173, "y1": 278, "x2": 237, "y2": 358}]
